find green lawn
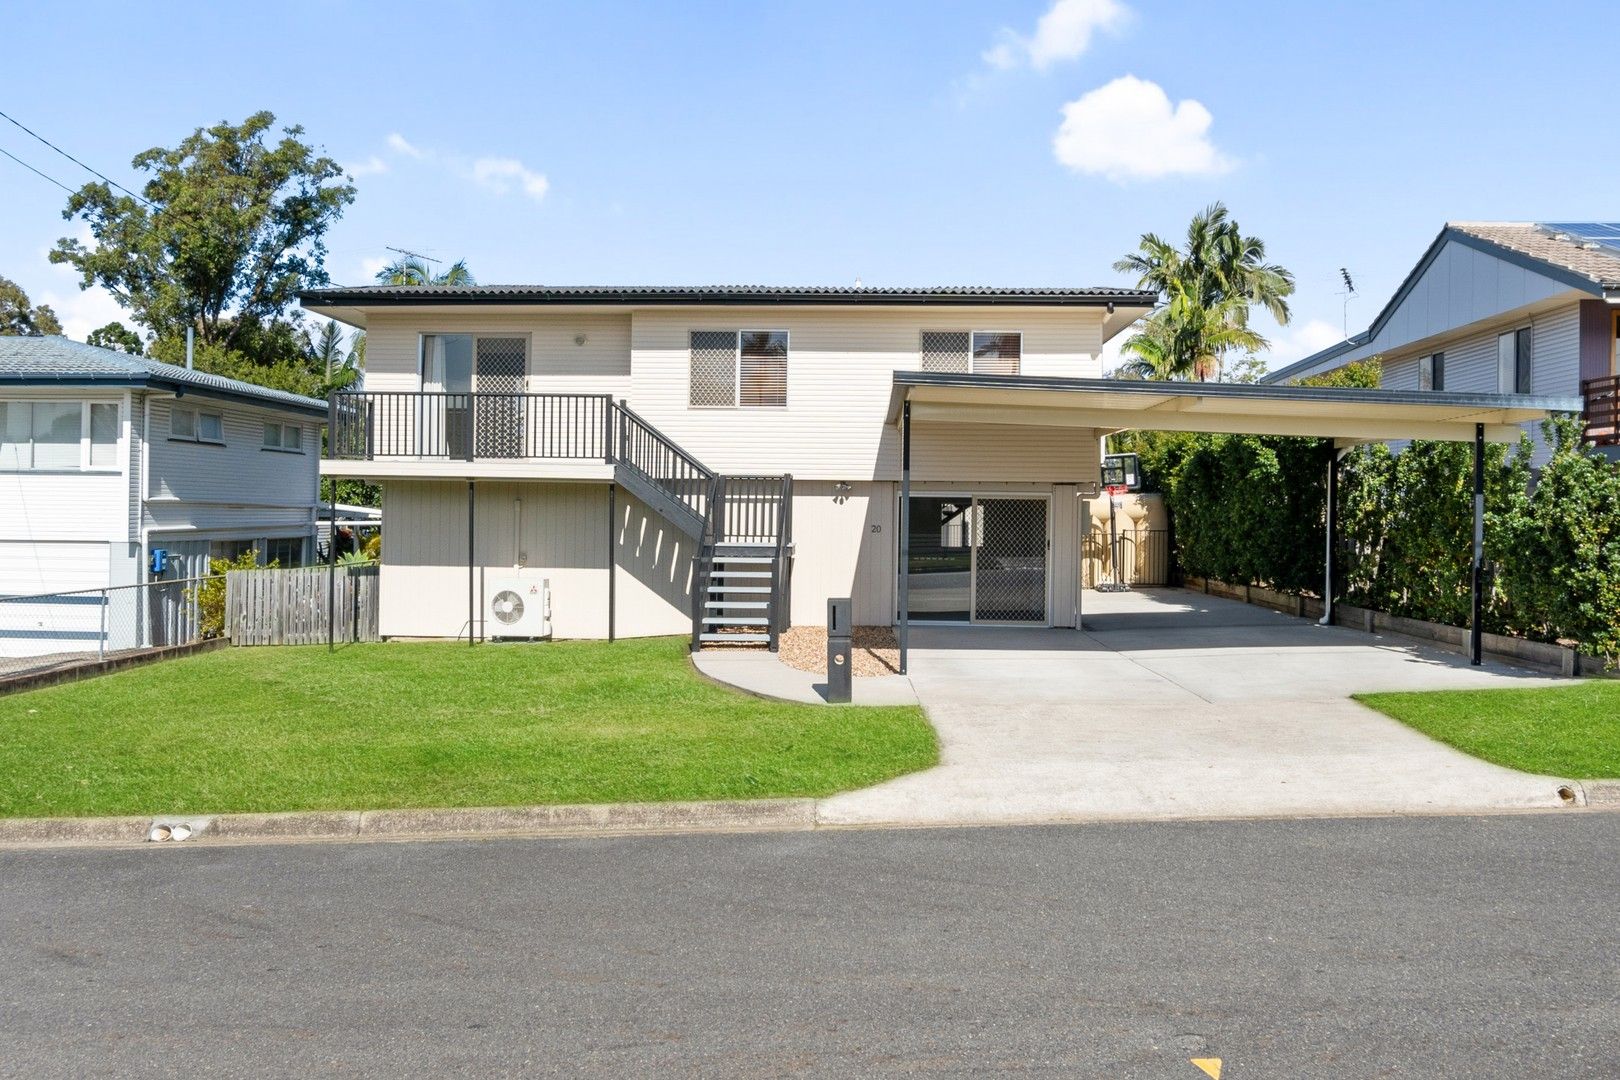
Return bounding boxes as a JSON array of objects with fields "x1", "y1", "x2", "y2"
[
  {"x1": 0, "y1": 639, "x2": 937, "y2": 819},
  {"x1": 1356, "y1": 682, "x2": 1620, "y2": 779}
]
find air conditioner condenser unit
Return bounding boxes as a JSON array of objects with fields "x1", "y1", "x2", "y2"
[{"x1": 486, "y1": 571, "x2": 551, "y2": 640}]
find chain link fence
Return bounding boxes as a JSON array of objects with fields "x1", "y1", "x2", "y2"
[{"x1": 0, "y1": 576, "x2": 213, "y2": 681}]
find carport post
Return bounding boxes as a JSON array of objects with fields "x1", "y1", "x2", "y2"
[
  {"x1": 1318, "y1": 446, "x2": 1338, "y2": 628},
  {"x1": 898, "y1": 399, "x2": 911, "y2": 675},
  {"x1": 1470, "y1": 423, "x2": 1484, "y2": 666},
  {"x1": 468, "y1": 479, "x2": 477, "y2": 647},
  {"x1": 327, "y1": 495, "x2": 338, "y2": 651}
]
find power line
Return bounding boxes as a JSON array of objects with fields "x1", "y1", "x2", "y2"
[
  {"x1": 0, "y1": 107, "x2": 153, "y2": 206},
  {"x1": 0, "y1": 143, "x2": 76, "y2": 194}
]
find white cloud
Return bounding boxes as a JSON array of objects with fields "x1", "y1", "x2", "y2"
[
  {"x1": 469, "y1": 157, "x2": 549, "y2": 202},
  {"x1": 360, "y1": 255, "x2": 390, "y2": 281},
  {"x1": 386, "y1": 133, "x2": 423, "y2": 159},
  {"x1": 984, "y1": 0, "x2": 1128, "y2": 71},
  {"x1": 1262, "y1": 318, "x2": 1347, "y2": 369},
  {"x1": 346, "y1": 155, "x2": 388, "y2": 178},
  {"x1": 1052, "y1": 75, "x2": 1232, "y2": 182},
  {"x1": 377, "y1": 133, "x2": 549, "y2": 203}
]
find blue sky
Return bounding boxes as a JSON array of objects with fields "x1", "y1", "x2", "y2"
[{"x1": 3, "y1": 0, "x2": 1617, "y2": 370}]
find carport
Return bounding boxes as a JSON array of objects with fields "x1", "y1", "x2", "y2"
[{"x1": 888, "y1": 372, "x2": 1582, "y2": 673}]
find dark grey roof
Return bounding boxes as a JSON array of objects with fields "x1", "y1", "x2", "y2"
[
  {"x1": 301, "y1": 284, "x2": 1157, "y2": 308},
  {"x1": 0, "y1": 336, "x2": 327, "y2": 416}
]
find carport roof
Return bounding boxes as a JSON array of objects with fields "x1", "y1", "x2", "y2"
[{"x1": 888, "y1": 371, "x2": 1583, "y2": 445}]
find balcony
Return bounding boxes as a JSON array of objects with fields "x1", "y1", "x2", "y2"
[
  {"x1": 1583, "y1": 375, "x2": 1620, "y2": 447},
  {"x1": 329, "y1": 391, "x2": 616, "y2": 463}
]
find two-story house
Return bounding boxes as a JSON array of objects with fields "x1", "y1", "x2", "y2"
[
  {"x1": 302, "y1": 282, "x2": 1573, "y2": 666},
  {"x1": 0, "y1": 336, "x2": 327, "y2": 606},
  {"x1": 1262, "y1": 222, "x2": 1620, "y2": 463}
]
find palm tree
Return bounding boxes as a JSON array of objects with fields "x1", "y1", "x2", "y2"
[
  {"x1": 304, "y1": 320, "x2": 362, "y2": 385},
  {"x1": 1113, "y1": 203, "x2": 1294, "y2": 380},
  {"x1": 373, "y1": 256, "x2": 476, "y2": 287}
]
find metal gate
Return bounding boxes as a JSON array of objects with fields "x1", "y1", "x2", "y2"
[{"x1": 905, "y1": 495, "x2": 1049, "y2": 625}]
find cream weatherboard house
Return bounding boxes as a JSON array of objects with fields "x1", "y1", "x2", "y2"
[{"x1": 301, "y1": 283, "x2": 1575, "y2": 667}]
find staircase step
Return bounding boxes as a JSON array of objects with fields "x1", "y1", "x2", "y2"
[
  {"x1": 700, "y1": 632, "x2": 770, "y2": 644},
  {"x1": 709, "y1": 570, "x2": 772, "y2": 579},
  {"x1": 713, "y1": 544, "x2": 776, "y2": 555},
  {"x1": 702, "y1": 616, "x2": 769, "y2": 625},
  {"x1": 708, "y1": 585, "x2": 771, "y2": 594},
  {"x1": 705, "y1": 601, "x2": 768, "y2": 609},
  {"x1": 711, "y1": 556, "x2": 774, "y2": 565}
]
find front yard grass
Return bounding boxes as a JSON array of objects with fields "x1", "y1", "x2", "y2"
[
  {"x1": 0, "y1": 639, "x2": 937, "y2": 819},
  {"x1": 1355, "y1": 681, "x2": 1620, "y2": 779}
]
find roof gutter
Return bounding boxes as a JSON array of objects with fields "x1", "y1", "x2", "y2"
[{"x1": 0, "y1": 372, "x2": 329, "y2": 419}]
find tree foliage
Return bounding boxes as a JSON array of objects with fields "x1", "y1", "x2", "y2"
[
  {"x1": 50, "y1": 111, "x2": 355, "y2": 348},
  {"x1": 0, "y1": 274, "x2": 63, "y2": 336},
  {"x1": 1114, "y1": 203, "x2": 1295, "y2": 381},
  {"x1": 86, "y1": 321, "x2": 145, "y2": 354},
  {"x1": 374, "y1": 256, "x2": 475, "y2": 287}
]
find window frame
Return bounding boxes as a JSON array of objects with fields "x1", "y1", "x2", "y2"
[
  {"x1": 919, "y1": 329, "x2": 1023, "y2": 376},
  {"x1": 170, "y1": 403, "x2": 226, "y2": 446},
  {"x1": 1497, "y1": 327, "x2": 1532, "y2": 394},
  {"x1": 688, "y1": 329, "x2": 790, "y2": 409},
  {"x1": 416, "y1": 332, "x2": 532, "y2": 393},
  {"x1": 1419, "y1": 352, "x2": 1445, "y2": 392},
  {"x1": 261, "y1": 421, "x2": 306, "y2": 453},
  {"x1": 0, "y1": 399, "x2": 121, "y2": 472}
]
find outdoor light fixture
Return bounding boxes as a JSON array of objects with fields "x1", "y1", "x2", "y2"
[
  {"x1": 834, "y1": 481, "x2": 852, "y2": 494},
  {"x1": 574, "y1": 333, "x2": 588, "y2": 346}
]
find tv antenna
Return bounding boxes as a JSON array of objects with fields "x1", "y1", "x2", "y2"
[
  {"x1": 1336, "y1": 268, "x2": 1357, "y2": 336},
  {"x1": 385, "y1": 245, "x2": 441, "y2": 264}
]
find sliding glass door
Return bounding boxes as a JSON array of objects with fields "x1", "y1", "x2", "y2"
[{"x1": 904, "y1": 495, "x2": 1048, "y2": 624}]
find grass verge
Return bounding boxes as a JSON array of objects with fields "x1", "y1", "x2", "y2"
[
  {"x1": 1355, "y1": 682, "x2": 1620, "y2": 778},
  {"x1": 0, "y1": 638, "x2": 937, "y2": 818}
]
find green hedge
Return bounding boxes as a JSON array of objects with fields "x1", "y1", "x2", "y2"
[{"x1": 1133, "y1": 418, "x2": 1620, "y2": 660}]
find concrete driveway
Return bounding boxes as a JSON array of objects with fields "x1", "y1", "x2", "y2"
[{"x1": 819, "y1": 589, "x2": 1577, "y2": 827}]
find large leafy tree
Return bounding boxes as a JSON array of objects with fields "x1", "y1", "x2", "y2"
[
  {"x1": 1114, "y1": 202, "x2": 1295, "y2": 381},
  {"x1": 373, "y1": 255, "x2": 475, "y2": 287},
  {"x1": 48, "y1": 112, "x2": 355, "y2": 393},
  {"x1": 0, "y1": 274, "x2": 63, "y2": 336},
  {"x1": 86, "y1": 321, "x2": 145, "y2": 354}
]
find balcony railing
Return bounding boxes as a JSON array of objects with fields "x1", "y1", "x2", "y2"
[
  {"x1": 329, "y1": 391, "x2": 615, "y2": 462},
  {"x1": 1583, "y1": 375, "x2": 1620, "y2": 447}
]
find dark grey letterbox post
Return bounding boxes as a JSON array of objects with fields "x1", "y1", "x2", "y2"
[{"x1": 826, "y1": 597, "x2": 852, "y2": 704}]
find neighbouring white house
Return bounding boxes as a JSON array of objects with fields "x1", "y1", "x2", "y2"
[
  {"x1": 1262, "y1": 222, "x2": 1620, "y2": 463},
  {"x1": 301, "y1": 282, "x2": 1575, "y2": 666},
  {"x1": 0, "y1": 336, "x2": 327, "y2": 645}
]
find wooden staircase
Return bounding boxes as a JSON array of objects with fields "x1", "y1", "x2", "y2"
[{"x1": 608, "y1": 402, "x2": 792, "y2": 651}]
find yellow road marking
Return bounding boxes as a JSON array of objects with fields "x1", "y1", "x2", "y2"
[{"x1": 1190, "y1": 1058, "x2": 1222, "y2": 1079}]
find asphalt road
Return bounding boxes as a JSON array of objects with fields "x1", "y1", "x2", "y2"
[{"x1": 2, "y1": 813, "x2": 1617, "y2": 1078}]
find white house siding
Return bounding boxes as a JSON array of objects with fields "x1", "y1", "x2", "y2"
[
  {"x1": 143, "y1": 396, "x2": 319, "y2": 559},
  {"x1": 1380, "y1": 302, "x2": 1582, "y2": 465},
  {"x1": 1375, "y1": 239, "x2": 1576, "y2": 354},
  {"x1": 785, "y1": 480, "x2": 896, "y2": 627},
  {"x1": 361, "y1": 311, "x2": 633, "y2": 398},
  {"x1": 628, "y1": 306, "x2": 1107, "y2": 479},
  {"x1": 379, "y1": 479, "x2": 689, "y2": 640}
]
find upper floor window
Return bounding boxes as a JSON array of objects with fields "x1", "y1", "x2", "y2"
[
  {"x1": 689, "y1": 330, "x2": 788, "y2": 407},
  {"x1": 920, "y1": 330, "x2": 1022, "y2": 375},
  {"x1": 1498, "y1": 328, "x2": 1532, "y2": 393},
  {"x1": 262, "y1": 422, "x2": 304, "y2": 452},
  {"x1": 1419, "y1": 352, "x2": 1445, "y2": 391},
  {"x1": 0, "y1": 400, "x2": 119, "y2": 471},
  {"x1": 420, "y1": 333, "x2": 527, "y2": 394},
  {"x1": 171, "y1": 405, "x2": 224, "y2": 443}
]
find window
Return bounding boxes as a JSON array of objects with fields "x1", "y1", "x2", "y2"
[
  {"x1": 1419, "y1": 352, "x2": 1445, "y2": 392},
  {"x1": 920, "y1": 331, "x2": 1022, "y2": 375},
  {"x1": 688, "y1": 330, "x2": 789, "y2": 407},
  {"x1": 172, "y1": 405, "x2": 224, "y2": 443},
  {"x1": 971, "y1": 332, "x2": 1021, "y2": 376},
  {"x1": 262, "y1": 422, "x2": 304, "y2": 452},
  {"x1": 263, "y1": 536, "x2": 306, "y2": 567},
  {"x1": 0, "y1": 400, "x2": 119, "y2": 470},
  {"x1": 1498, "y1": 328, "x2": 1532, "y2": 393},
  {"x1": 420, "y1": 334, "x2": 475, "y2": 393}
]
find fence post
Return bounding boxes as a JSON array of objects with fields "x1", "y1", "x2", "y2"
[{"x1": 98, "y1": 588, "x2": 107, "y2": 661}]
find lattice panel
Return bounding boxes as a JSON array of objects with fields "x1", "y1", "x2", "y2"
[
  {"x1": 475, "y1": 336, "x2": 527, "y2": 458},
  {"x1": 690, "y1": 331, "x2": 738, "y2": 407},
  {"x1": 921, "y1": 331, "x2": 970, "y2": 373},
  {"x1": 973, "y1": 498, "x2": 1047, "y2": 622}
]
